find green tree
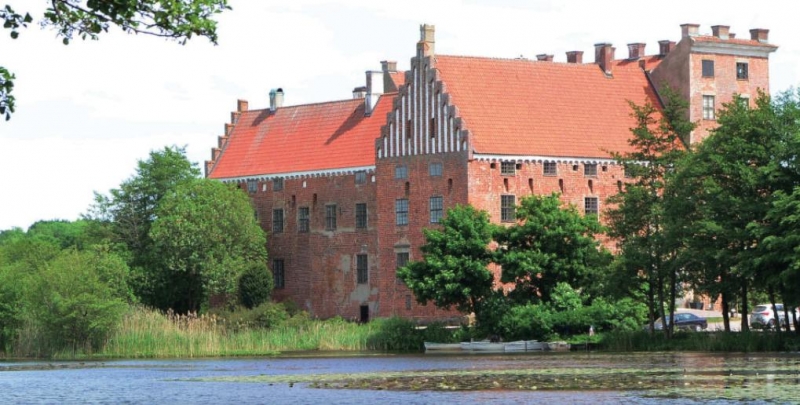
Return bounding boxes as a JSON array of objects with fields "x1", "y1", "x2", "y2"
[
  {"x1": 88, "y1": 146, "x2": 200, "y2": 308},
  {"x1": 238, "y1": 261, "x2": 274, "y2": 309},
  {"x1": 494, "y1": 193, "x2": 612, "y2": 305},
  {"x1": 397, "y1": 205, "x2": 496, "y2": 316},
  {"x1": 27, "y1": 248, "x2": 129, "y2": 352},
  {"x1": 606, "y1": 86, "x2": 693, "y2": 337},
  {"x1": 669, "y1": 91, "x2": 789, "y2": 333},
  {"x1": 1, "y1": 0, "x2": 230, "y2": 120},
  {"x1": 149, "y1": 178, "x2": 267, "y2": 313}
]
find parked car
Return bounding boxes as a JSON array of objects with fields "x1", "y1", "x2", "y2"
[
  {"x1": 749, "y1": 304, "x2": 799, "y2": 329},
  {"x1": 653, "y1": 312, "x2": 708, "y2": 332}
]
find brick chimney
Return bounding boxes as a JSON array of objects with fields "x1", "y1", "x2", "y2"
[
  {"x1": 381, "y1": 60, "x2": 399, "y2": 92},
  {"x1": 237, "y1": 99, "x2": 249, "y2": 112},
  {"x1": 536, "y1": 54, "x2": 554, "y2": 62},
  {"x1": 566, "y1": 51, "x2": 583, "y2": 64},
  {"x1": 594, "y1": 43, "x2": 615, "y2": 75},
  {"x1": 711, "y1": 25, "x2": 730, "y2": 40},
  {"x1": 417, "y1": 24, "x2": 435, "y2": 57},
  {"x1": 658, "y1": 40, "x2": 676, "y2": 56},
  {"x1": 627, "y1": 43, "x2": 646, "y2": 59},
  {"x1": 750, "y1": 28, "x2": 769, "y2": 43},
  {"x1": 681, "y1": 23, "x2": 700, "y2": 38},
  {"x1": 269, "y1": 88, "x2": 284, "y2": 112}
]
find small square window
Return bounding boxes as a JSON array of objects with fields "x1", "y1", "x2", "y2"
[
  {"x1": 429, "y1": 162, "x2": 443, "y2": 177},
  {"x1": 624, "y1": 165, "x2": 634, "y2": 178},
  {"x1": 429, "y1": 196, "x2": 443, "y2": 224},
  {"x1": 702, "y1": 60, "x2": 714, "y2": 77},
  {"x1": 703, "y1": 95, "x2": 716, "y2": 120},
  {"x1": 543, "y1": 161, "x2": 557, "y2": 176},
  {"x1": 355, "y1": 203, "x2": 367, "y2": 229},
  {"x1": 272, "y1": 209, "x2": 284, "y2": 233},
  {"x1": 738, "y1": 96, "x2": 750, "y2": 109},
  {"x1": 357, "y1": 254, "x2": 368, "y2": 284},
  {"x1": 325, "y1": 204, "x2": 337, "y2": 231},
  {"x1": 395, "y1": 199, "x2": 409, "y2": 226},
  {"x1": 298, "y1": 207, "x2": 309, "y2": 233},
  {"x1": 273, "y1": 259, "x2": 285, "y2": 289},
  {"x1": 272, "y1": 178, "x2": 284, "y2": 191},
  {"x1": 736, "y1": 62, "x2": 749, "y2": 80},
  {"x1": 501, "y1": 195, "x2": 516, "y2": 223},
  {"x1": 584, "y1": 163, "x2": 597, "y2": 177},
  {"x1": 585, "y1": 197, "x2": 599, "y2": 216},
  {"x1": 501, "y1": 161, "x2": 516, "y2": 176},
  {"x1": 247, "y1": 179, "x2": 257, "y2": 193},
  {"x1": 395, "y1": 165, "x2": 408, "y2": 179},
  {"x1": 355, "y1": 171, "x2": 367, "y2": 184}
]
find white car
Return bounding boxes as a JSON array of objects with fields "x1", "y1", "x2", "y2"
[{"x1": 749, "y1": 304, "x2": 799, "y2": 329}]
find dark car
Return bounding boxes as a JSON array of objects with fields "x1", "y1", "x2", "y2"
[{"x1": 653, "y1": 312, "x2": 708, "y2": 331}]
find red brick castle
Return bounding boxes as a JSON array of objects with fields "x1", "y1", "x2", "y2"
[{"x1": 206, "y1": 23, "x2": 776, "y2": 322}]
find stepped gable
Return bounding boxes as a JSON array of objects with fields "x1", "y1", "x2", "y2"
[
  {"x1": 432, "y1": 55, "x2": 662, "y2": 159},
  {"x1": 208, "y1": 95, "x2": 395, "y2": 180}
]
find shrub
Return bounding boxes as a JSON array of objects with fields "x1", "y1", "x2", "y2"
[
  {"x1": 367, "y1": 317, "x2": 422, "y2": 351},
  {"x1": 238, "y1": 262, "x2": 274, "y2": 309}
]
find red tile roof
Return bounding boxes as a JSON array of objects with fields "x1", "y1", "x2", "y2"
[
  {"x1": 434, "y1": 55, "x2": 662, "y2": 158},
  {"x1": 209, "y1": 95, "x2": 394, "y2": 179},
  {"x1": 389, "y1": 72, "x2": 405, "y2": 88}
]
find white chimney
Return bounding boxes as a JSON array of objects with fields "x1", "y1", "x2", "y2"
[
  {"x1": 365, "y1": 71, "x2": 384, "y2": 116},
  {"x1": 269, "y1": 88, "x2": 284, "y2": 112}
]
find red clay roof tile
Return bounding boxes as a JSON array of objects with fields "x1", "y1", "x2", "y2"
[
  {"x1": 209, "y1": 95, "x2": 394, "y2": 179},
  {"x1": 434, "y1": 55, "x2": 663, "y2": 158}
]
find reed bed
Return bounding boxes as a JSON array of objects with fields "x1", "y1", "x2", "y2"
[{"x1": 93, "y1": 306, "x2": 380, "y2": 359}]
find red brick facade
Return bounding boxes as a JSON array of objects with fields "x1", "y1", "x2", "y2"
[{"x1": 207, "y1": 23, "x2": 776, "y2": 322}]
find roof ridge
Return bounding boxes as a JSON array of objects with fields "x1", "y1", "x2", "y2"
[
  {"x1": 242, "y1": 92, "x2": 400, "y2": 114},
  {"x1": 437, "y1": 54, "x2": 611, "y2": 69}
]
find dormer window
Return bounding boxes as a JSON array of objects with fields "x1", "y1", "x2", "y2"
[{"x1": 702, "y1": 60, "x2": 714, "y2": 77}]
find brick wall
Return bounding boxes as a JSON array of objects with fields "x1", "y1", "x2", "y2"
[{"x1": 242, "y1": 172, "x2": 379, "y2": 320}]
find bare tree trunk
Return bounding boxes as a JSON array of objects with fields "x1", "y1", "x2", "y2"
[
  {"x1": 656, "y1": 270, "x2": 668, "y2": 338},
  {"x1": 721, "y1": 292, "x2": 730, "y2": 332},
  {"x1": 668, "y1": 254, "x2": 677, "y2": 337},
  {"x1": 768, "y1": 285, "x2": 781, "y2": 335},
  {"x1": 740, "y1": 280, "x2": 749, "y2": 332}
]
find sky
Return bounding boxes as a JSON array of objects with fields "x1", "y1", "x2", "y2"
[{"x1": 2, "y1": 0, "x2": 799, "y2": 231}]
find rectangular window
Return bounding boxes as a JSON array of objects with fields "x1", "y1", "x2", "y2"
[
  {"x1": 395, "y1": 165, "x2": 408, "y2": 179},
  {"x1": 355, "y1": 170, "x2": 367, "y2": 184},
  {"x1": 272, "y1": 209, "x2": 284, "y2": 233},
  {"x1": 584, "y1": 163, "x2": 597, "y2": 177},
  {"x1": 429, "y1": 162, "x2": 443, "y2": 177},
  {"x1": 247, "y1": 179, "x2": 257, "y2": 193},
  {"x1": 298, "y1": 207, "x2": 309, "y2": 233},
  {"x1": 501, "y1": 161, "x2": 516, "y2": 176},
  {"x1": 738, "y1": 96, "x2": 750, "y2": 109},
  {"x1": 357, "y1": 254, "x2": 368, "y2": 284},
  {"x1": 543, "y1": 161, "x2": 557, "y2": 176},
  {"x1": 702, "y1": 59, "x2": 714, "y2": 77},
  {"x1": 355, "y1": 203, "x2": 367, "y2": 229},
  {"x1": 703, "y1": 95, "x2": 715, "y2": 120},
  {"x1": 325, "y1": 204, "x2": 337, "y2": 231},
  {"x1": 429, "y1": 196, "x2": 443, "y2": 224},
  {"x1": 396, "y1": 252, "x2": 409, "y2": 285},
  {"x1": 585, "y1": 197, "x2": 599, "y2": 216},
  {"x1": 501, "y1": 195, "x2": 516, "y2": 223},
  {"x1": 406, "y1": 295, "x2": 412, "y2": 310},
  {"x1": 736, "y1": 62, "x2": 749, "y2": 80},
  {"x1": 273, "y1": 259, "x2": 285, "y2": 289},
  {"x1": 272, "y1": 178, "x2": 284, "y2": 191},
  {"x1": 396, "y1": 199, "x2": 409, "y2": 225}
]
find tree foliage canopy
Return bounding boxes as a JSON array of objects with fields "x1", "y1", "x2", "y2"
[
  {"x1": 397, "y1": 205, "x2": 495, "y2": 315},
  {"x1": 494, "y1": 193, "x2": 611, "y2": 305},
  {"x1": 150, "y1": 178, "x2": 268, "y2": 312},
  {"x1": 1, "y1": 0, "x2": 231, "y2": 120}
]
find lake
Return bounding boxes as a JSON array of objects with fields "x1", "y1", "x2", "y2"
[{"x1": 2, "y1": 352, "x2": 798, "y2": 404}]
